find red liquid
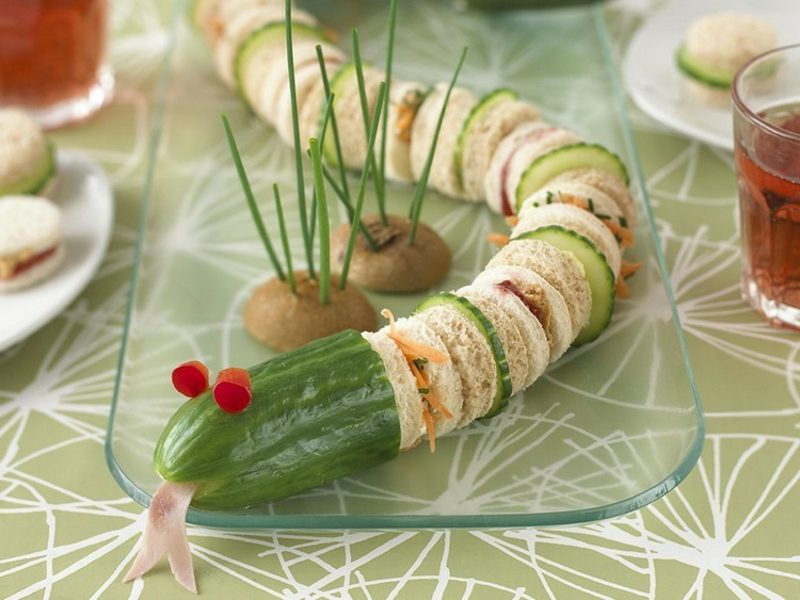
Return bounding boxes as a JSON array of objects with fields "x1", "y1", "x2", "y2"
[
  {"x1": 736, "y1": 103, "x2": 800, "y2": 312},
  {"x1": 0, "y1": 0, "x2": 107, "y2": 107}
]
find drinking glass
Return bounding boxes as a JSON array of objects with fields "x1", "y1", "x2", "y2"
[
  {"x1": 733, "y1": 44, "x2": 800, "y2": 329},
  {"x1": 0, "y1": 0, "x2": 114, "y2": 129}
]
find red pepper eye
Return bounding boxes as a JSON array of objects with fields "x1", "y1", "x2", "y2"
[
  {"x1": 213, "y1": 368, "x2": 252, "y2": 414},
  {"x1": 172, "y1": 361, "x2": 210, "y2": 398}
]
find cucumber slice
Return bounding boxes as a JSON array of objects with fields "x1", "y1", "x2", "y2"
[
  {"x1": 1, "y1": 142, "x2": 56, "y2": 196},
  {"x1": 321, "y1": 62, "x2": 357, "y2": 166},
  {"x1": 454, "y1": 88, "x2": 518, "y2": 188},
  {"x1": 234, "y1": 21, "x2": 326, "y2": 105},
  {"x1": 514, "y1": 226, "x2": 614, "y2": 346},
  {"x1": 514, "y1": 143, "x2": 629, "y2": 212},
  {"x1": 675, "y1": 45, "x2": 734, "y2": 89},
  {"x1": 154, "y1": 330, "x2": 400, "y2": 509},
  {"x1": 415, "y1": 292, "x2": 512, "y2": 417}
]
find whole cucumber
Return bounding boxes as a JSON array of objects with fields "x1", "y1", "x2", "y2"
[{"x1": 154, "y1": 330, "x2": 400, "y2": 510}]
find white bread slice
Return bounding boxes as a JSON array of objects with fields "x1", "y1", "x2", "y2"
[
  {"x1": 487, "y1": 239, "x2": 591, "y2": 337},
  {"x1": 0, "y1": 195, "x2": 61, "y2": 258},
  {"x1": 483, "y1": 122, "x2": 574, "y2": 215},
  {"x1": 548, "y1": 167, "x2": 637, "y2": 225},
  {"x1": 520, "y1": 181, "x2": 624, "y2": 226},
  {"x1": 460, "y1": 99, "x2": 540, "y2": 201},
  {"x1": 415, "y1": 303, "x2": 497, "y2": 428},
  {"x1": 0, "y1": 109, "x2": 52, "y2": 196},
  {"x1": 474, "y1": 265, "x2": 572, "y2": 364},
  {"x1": 460, "y1": 280, "x2": 549, "y2": 389},
  {"x1": 410, "y1": 85, "x2": 476, "y2": 199},
  {"x1": 392, "y1": 316, "x2": 463, "y2": 436},
  {"x1": 382, "y1": 81, "x2": 427, "y2": 183},
  {"x1": 456, "y1": 285, "x2": 532, "y2": 395},
  {"x1": 361, "y1": 329, "x2": 424, "y2": 451},
  {"x1": 513, "y1": 203, "x2": 622, "y2": 278}
]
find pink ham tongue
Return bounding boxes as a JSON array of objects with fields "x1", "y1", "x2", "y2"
[{"x1": 124, "y1": 481, "x2": 199, "y2": 593}]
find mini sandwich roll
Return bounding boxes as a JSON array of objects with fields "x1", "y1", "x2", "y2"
[
  {"x1": 484, "y1": 122, "x2": 579, "y2": 215},
  {"x1": 459, "y1": 97, "x2": 540, "y2": 201},
  {"x1": 520, "y1": 181, "x2": 624, "y2": 226},
  {"x1": 456, "y1": 285, "x2": 532, "y2": 397},
  {"x1": 0, "y1": 196, "x2": 64, "y2": 293},
  {"x1": 410, "y1": 85, "x2": 477, "y2": 198},
  {"x1": 361, "y1": 329, "x2": 425, "y2": 450},
  {"x1": 299, "y1": 76, "x2": 328, "y2": 144},
  {"x1": 0, "y1": 109, "x2": 56, "y2": 198},
  {"x1": 381, "y1": 81, "x2": 428, "y2": 183},
  {"x1": 548, "y1": 167, "x2": 636, "y2": 225},
  {"x1": 392, "y1": 316, "x2": 464, "y2": 436},
  {"x1": 415, "y1": 303, "x2": 497, "y2": 428},
  {"x1": 330, "y1": 64, "x2": 385, "y2": 170},
  {"x1": 487, "y1": 238, "x2": 591, "y2": 337},
  {"x1": 474, "y1": 265, "x2": 572, "y2": 364},
  {"x1": 512, "y1": 203, "x2": 622, "y2": 278},
  {"x1": 460, "y1": 278, "x2": 550, "y2": 389}
]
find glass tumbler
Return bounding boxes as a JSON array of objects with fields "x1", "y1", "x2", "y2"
[
  {"x1": 733, "y1": 44, "x2": 800, "y2": 330},
  {"x1": 0, "y1": 0, "x2": 114, "y2": 129}
]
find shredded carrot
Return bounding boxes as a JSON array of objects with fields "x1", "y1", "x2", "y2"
[
  {"x1": 505, "y1": 216, "x2": 519, "y2": 228},
  {"x1": 409, "y1": 360, "x2": 430, "y2": 389},
  {"x1": 603, "y1": 221, "x2": 635, "y2": 248},
  {"x1": 487, "y1": 232, "x2": 509, "y2": 248},
  {"x1": 560, "y1": 193, "x2": 589, "y2": 211},
  {"x1": 425, "y1": 394, "x2": 453, "y2": 419},
  {"x1": 422, "y1": 406, "x2": 436, "y2": 453},
  {"x1": 616, "y1": 277, "x2": 632, "y2": 299},
  {"x1": 388, "y1": 331, "x2": 449, "y2": 364},
  {"x1": 621, "y1": 259, "x2": 642, "y2": 279},
  {"x1": 410, "y1": 362, "x2": 453, "y2": 420}
]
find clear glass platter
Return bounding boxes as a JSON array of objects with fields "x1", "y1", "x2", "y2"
[{"x1": 106, "y1": 0, "x2": 704, "y2": 528}]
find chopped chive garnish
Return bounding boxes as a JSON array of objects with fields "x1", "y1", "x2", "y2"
[
  {"x1": 285, "y1": 0, "x2": 314, "y2": 279},
  {"x1": 339, "y1": 81, "x2": 387, "y2": 289},
  {"x1": 413, "y1": 357, "x2": 429, "y2": 368},
  {"x1": 380, "y1": 0, "x2": 398, "y2": 191},
  {"x1": 418, "y1": 388, "x2": 430, "y2": 395},
  {"x1": 272, "y1": 184, "x2": 296, "y2": 294},
  {"x1": 352, "y1": 28, "x2": 387, "y2": 225},
  {"x1": 546, "y1": 190, "x2": 554, "y2": 204},
  {"x1": 587, "y1": 197, "x2": 595, "y2": 212},
  {"x1": 309, "y1": 138, "x2": 330, "y2": 305},
  {"x1": 221, "y1": 114, "x2": 285, "y2": 281},
  {"x1": 315, "y1": 45, "x2": 351, "y2": 205},
  {"x1": 619, "y1": 216, "x2": 629, "y2": 228},
  {"x1": 408, "y1": 47, "x2": 468, "y2": 244},
  {"x1": 596, "y1": 213, "x2": 611, "y2": 220}
]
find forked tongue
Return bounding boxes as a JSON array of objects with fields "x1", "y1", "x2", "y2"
[{"x1": 123, "y1": 481, "x2": 199, "y2": 593}]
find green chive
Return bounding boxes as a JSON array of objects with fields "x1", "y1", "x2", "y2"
[
  {"x1": 339, "y1": 81, "x2": 387, "y2": 289},
  {"x1": 408, "y1": 47, "x2": 468, "y2": 244},
  {"x1": 272, "y1": 184, "x2": 296, "y2": 294},
  {"x1": 309, "y1": 94, "x2": 335, "y2": 250},
  {"x1": 309, "y1": 138, "x2": 330, "y2": 305},
  {"x1": 587, "y1": 197, "x2": 595, "y2": 212},
  {"x1": 352, "y1": 28, "x2": 387, "y2": 225},
  {"x1": 619, "y1": 216, "x2": 629, "y2": 228},
  {"x1": 380, "y1": 0, "x2": 398, "y2": 191},
  {"x1": 221, "y1": 115, "x2": 286, "y2": 281},
  {"x1": 285, "y1": 0, "x2": 314, "y2": 278},
  {"x1": 315, "y1": 45, "x2": 351, "y2": 205}
]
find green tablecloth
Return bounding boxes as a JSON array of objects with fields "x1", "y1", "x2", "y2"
[{"x1": 1, "y1": 1, "x2": 798, "y2": 598}]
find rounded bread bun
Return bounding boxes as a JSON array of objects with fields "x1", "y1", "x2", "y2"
[
  {"x1": 0, "y1": 195, "x2": 62, "y2": 258},
  {"x1": 460, "y1": 98, "x2": 540, "y2": 201},
  {"x1": 461, "y1": 278, "x2": 550, "y2": 389},
  {"x1": 548, "y1": 167, "x2": 636, "y2": 225},
  {"x1": 213, "y1": 5, "x2": 288, "y2": 88},
  {"x1": 487, "y1": 238, "x2": 591, "y2": 336},
  {"x1": 474, "y1": 264, "x2": 572, "y2": 364},
  {"x1": 382, "y1": 81, "x2": 427, "y2": 183},
  {"x1": 361, "y1": 329, "x2": 424, "y2": 451},
  {"x1": 512, "y1": 203, "x2": 622, "y2": 278},
  {"x1": 456, "y1": 285, "x2": 531, "y2": 397},
  {"x1": 415, "y1": 303, "x2": 497, "y2": 428},
  {"x1": 0, "y1": 109, "x2": 51, "y2": 195},
  {"x1": 503, "y1": 128, "x2": 582, "y2": 213},
  {"x1": 520, "y1": 180, "x2": 624, "y2": 226},
  {"x1": 0, "y1": 244, "x2": 64, "y2": 293},
  {"x1": 332, "y1": 64, "x2": 385, "y2": 170},
  {"x1": 484, "y1": 121, "x2": 555, "y2": 214},
  {"x1": 684, "y1": 12, "x2": 777, "y2": 75},
  {"x1": 410, "y1": 85, "x2": 477, "y2": 199},
  {"x1": 392, "y1": 316, "x2": 463, "y2": 436}
]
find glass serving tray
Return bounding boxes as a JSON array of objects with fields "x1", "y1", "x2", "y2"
[{"x1": 106, "y1": 0, "x2": 704, "y2": 528}]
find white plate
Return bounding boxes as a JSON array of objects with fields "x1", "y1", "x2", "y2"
[
  {"x1": 0, "y1": 151, "x2": 113, "y2": 352},
  {"x1": 623, "y1": 0, "x2": 800, "y2": 150}
]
